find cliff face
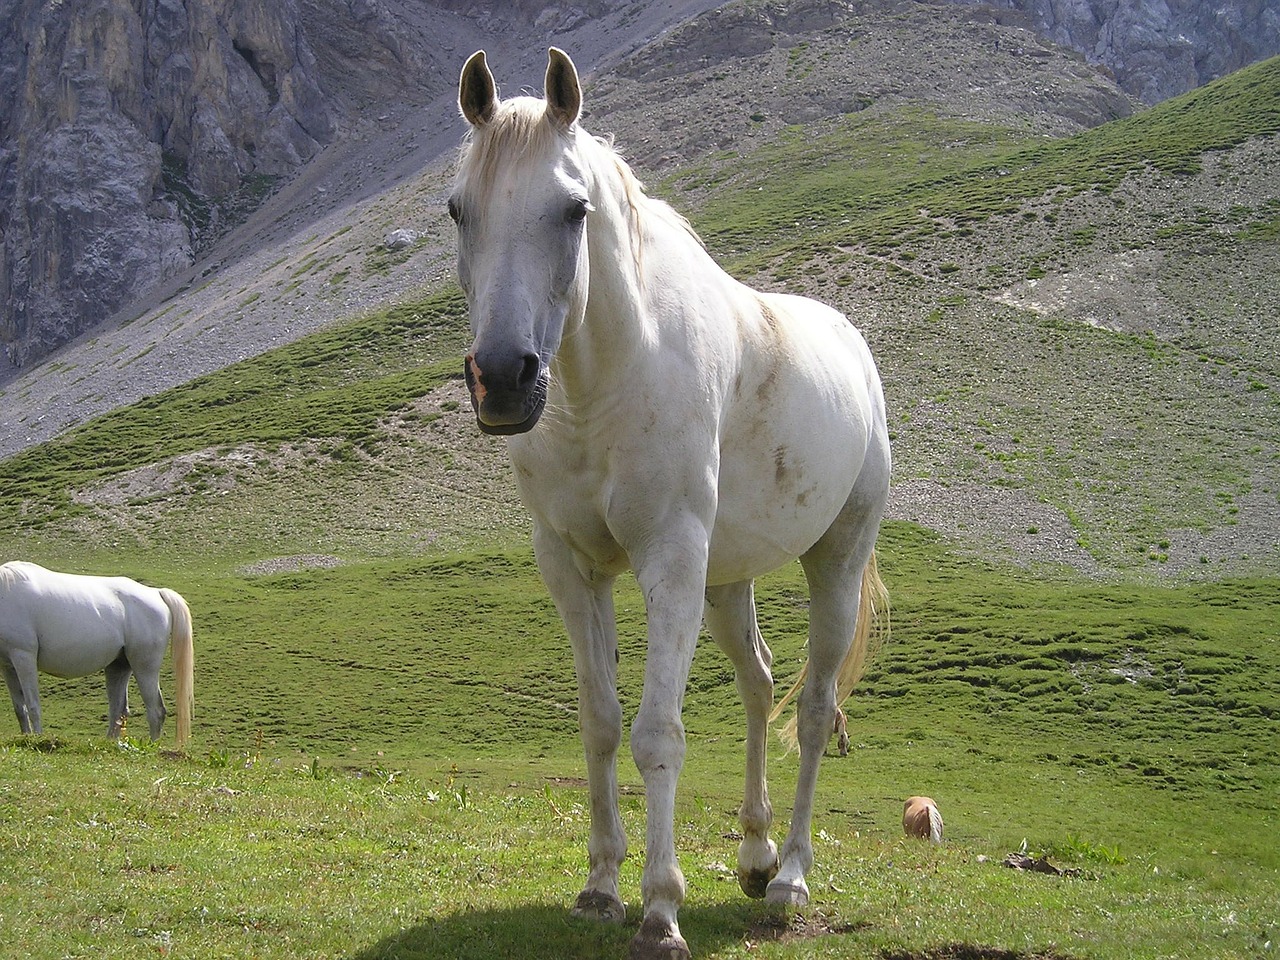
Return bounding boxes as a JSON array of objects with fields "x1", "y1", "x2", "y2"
[
  {"x1": 1, "y1": 0, "x2": 1276, "y2": 370},
  {"x1": 957, "y1": 0, "x2": 1280, "y2": 104},
  {"x1": 0, "y1": 0, "x2": 339, "y2": 367}
]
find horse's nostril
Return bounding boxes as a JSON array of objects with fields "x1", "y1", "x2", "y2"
[{"x1": 517, "y1": 353, "x2": 541, "y2": 390}]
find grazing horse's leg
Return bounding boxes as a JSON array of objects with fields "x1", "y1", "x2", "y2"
[
  {"x1": 128, "y1": 658, "x2": 167, "y2": 740},
  {"x1": 533, "y1": 525, "x2": 627, "y2": 924},
  {"x1": 126, "y1": 631, "x2": 170, "y2": 740},
  {"x1": 3, "y1": 651, "x2": 43, "y2": 734},
  {"x1": 628, "y1": 529, "x2": 710, "y2": 960},
  {"x1": 704, "y1": 580, "x2": 779, "y2": 898},
  {"x1": 3, "y1": 662, "x2": 33, "y2": 733},
  {"x1": 768, "y1": 511, "x2": 882, "y2": 907},
  {"x1": 104, "y1": 652, "x2": 131, "y2": 739}
]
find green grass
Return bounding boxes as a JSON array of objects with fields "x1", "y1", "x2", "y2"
[
  {"x1": 677, "y1": 56, "x2": 1280, "y2": 268},
  {"x1": 3, "y1": 526, "x2": 1277, "y2": 958},
  {"x1": 1, "y1": 737, "x2": 1275, "y2": 959}
]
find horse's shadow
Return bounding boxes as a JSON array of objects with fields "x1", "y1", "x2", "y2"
[{"x1": 347, "y1": 899, "x2": 822, "y2": 960}]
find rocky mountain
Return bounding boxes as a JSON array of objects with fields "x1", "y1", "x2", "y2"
[
  {"x1": 954, "y1": 0, "x2": 1280, "y2": 104},
  {"x1": 0, "y1": 0, "x2": 1274, "y2": 424}
]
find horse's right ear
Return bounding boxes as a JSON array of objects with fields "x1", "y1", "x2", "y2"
[{"x1": 459, "y1": 50, "x2": 497, "y2": 126}]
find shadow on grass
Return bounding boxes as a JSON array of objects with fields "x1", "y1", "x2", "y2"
[{"x1": 348, "y1": 899, "x2": 863, "y2": 960}]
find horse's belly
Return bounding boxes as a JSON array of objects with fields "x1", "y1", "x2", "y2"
[
  {"x1": 29, "y1": 596, "x2": 129, "y2": 677},
  {"x1": 706, "y1": 479, "x2": 855, "y2": 584},
  {"x1": 35, "y1": 626, "x2": 126, "y2": 677}
]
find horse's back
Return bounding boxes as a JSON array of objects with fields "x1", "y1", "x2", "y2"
[{"x1": 0, "y1": 562, "x2": 169, "y2": 676}]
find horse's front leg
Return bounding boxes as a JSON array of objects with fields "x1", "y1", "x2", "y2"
[
  {"x1": 534, "y1": 526, "x2": 627, "y2": 924},
  {"x1": 3, "y1": 662, "x2": 33, "y2": 733},
  {"x1": 3, "y1": 652, "x2": 42, "y2": 734},
  {"x1": 629, "y1": 531, "x2": 710, "y2": 960}
]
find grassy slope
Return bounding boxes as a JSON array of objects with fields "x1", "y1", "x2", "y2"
[
  {"x1": 2, "y1": 529, "x2": 1276, "y2": 958},
  {"x1": 1, "y1": 55, "x2": 1278, "y2": 960}
]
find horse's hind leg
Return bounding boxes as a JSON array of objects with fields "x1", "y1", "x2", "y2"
[
  {"x1": 3, "y1": 652, "x2": 42, "y2": 734},
  {"x1": 769, "y1": 513, "x2": 882, "y2": 907},
  {"x1": 132, "y1": 666, "x2": 167, "y2": 740},
  {"x1": 104, "y1": 652, "x2": 131, "y2": 739},
  {"x1": 704, "y1": 580, "x2": 778, "y2": 898},
  {"x1": 834, "y1": 707, "x2": 850, "y2": 757}
]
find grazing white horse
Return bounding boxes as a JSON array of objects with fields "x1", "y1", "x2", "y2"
[
  {"x1": 0, "y1": 561, "x2": 194, "y2": 748},
  {"x1": 451, "y1": 49, "x2": 890, "y2": 960}
]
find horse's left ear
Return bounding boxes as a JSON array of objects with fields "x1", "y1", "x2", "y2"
[{"x1": 545, "y1": 47, "x2": 582, "y2": 130}]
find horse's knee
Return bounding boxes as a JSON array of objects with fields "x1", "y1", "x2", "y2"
[
  {"x1": 579, "y1": 697, "x2": 622, "y2": 758},
  {"x1": 630, "y1": 713, "x2": 685, "y2": 775}
]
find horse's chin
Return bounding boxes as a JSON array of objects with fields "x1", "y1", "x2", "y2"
[{"x1": 476, "y1": 402, "x2": 545, "y2": 435}]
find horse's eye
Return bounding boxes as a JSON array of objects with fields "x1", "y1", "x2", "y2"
[
  {"x1": 567, "y1": 199, "x2": 591, "y2": 224},
  {"x1": 447, "y1": 198, "x2": 462, "y2": 224}
]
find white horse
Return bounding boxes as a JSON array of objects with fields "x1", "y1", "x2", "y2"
[
  {"x1": 451, "y1": 49, "x2": 890, "y2": 960},
  {"x1": 0, "y1": 561, "x2": 194, "y2": 748}
]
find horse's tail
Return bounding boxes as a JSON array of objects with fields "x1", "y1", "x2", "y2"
[
  {"x1": 927, "y1": 802, "x2": 944, "y2": 844},
  {"x1": 769, "y1": 550, "x2": 889, "y2": 751},
  {"x1": 158, "y1": 588, "x2": 194, "y2": 749}
]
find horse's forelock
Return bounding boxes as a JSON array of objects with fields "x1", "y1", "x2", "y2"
[
  {"x1": 453, "y1": 98, "x2": 705, "y2": 281},
  {"x1": 456, "y1": 97, "x2": 570, "y2": 201}
]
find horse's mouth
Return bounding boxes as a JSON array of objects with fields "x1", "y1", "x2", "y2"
[
  {"x1": 468, "y1": 373, "x2": 548, "y2": 435},
  {"x1": 476, "y1": 400, "x2": 545, "y2": 435}
]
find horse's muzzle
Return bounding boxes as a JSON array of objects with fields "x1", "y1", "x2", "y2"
[{"x1": 465, "y1": 353, "x2": 548, "y2": 435}]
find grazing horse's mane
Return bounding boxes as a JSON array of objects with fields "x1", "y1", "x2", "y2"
[
  {"x1": 455, "y1": 95, "x2": 704, "y2": 272},
  {"x1": 0, "y1": 561, "x2": 30, "y2": 589}
]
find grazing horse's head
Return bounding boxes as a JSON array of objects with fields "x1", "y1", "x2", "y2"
[{"x1": 451, "y1": 48, "x2": 592, "y2": 435}]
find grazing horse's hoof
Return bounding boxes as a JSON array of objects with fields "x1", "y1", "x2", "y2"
[
  {"x1": 765, "y1": 876, "x2": 810, "y2": 907},
  {"x1": 737, "y1": 861, "x2": 780, "y2": 899},
  {"x1": 628, "y1": 915, "x2": 690, "y2": 960},
  {"x1": 572, "y1": 888, "x2": 626, "y2": 923}
]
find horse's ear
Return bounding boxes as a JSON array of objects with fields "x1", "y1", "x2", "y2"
[
  {"x1": 544, "y1": 47, "x2": 582, "y2": 130},
  {"x1": 459, "y1": 50, "x2": 497, "y2": 127}
]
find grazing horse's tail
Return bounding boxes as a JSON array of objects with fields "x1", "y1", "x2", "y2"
[
  {"x1": 158, "y1": 588, "x2": 194, "y2": 749},
  {"x1": 927, "y1": 802, "x2": 944, "y2": 844},
  {"x1": 769, "y1": 550, "x2": 890, "y2": 751}
]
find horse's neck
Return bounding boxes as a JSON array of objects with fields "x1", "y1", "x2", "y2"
[{"x1": 558, "y1": 151, "x2": 702, "y2": 392}]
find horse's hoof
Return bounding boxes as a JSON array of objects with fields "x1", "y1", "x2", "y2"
[
  {"x1": 628, "y1": 915, "x2": 689, "y2": 960},
  {"x1": 572, "y1": 888, "x2": 626, "y2": 924},
  {"x1": 765, "y1": 877, "x2": 810, "y2": 907},
  {"x1": 737, "y1": 860, "x2": 779, "y2": 899}
]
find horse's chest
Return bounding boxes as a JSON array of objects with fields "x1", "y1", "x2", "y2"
[{"x1": 511, "y1": 445, "x2": 630, "y2": 572}]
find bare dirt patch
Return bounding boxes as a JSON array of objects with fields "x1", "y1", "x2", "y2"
[{"x1": 881, "y1": 947, "x2": 1078, "y2": 960}]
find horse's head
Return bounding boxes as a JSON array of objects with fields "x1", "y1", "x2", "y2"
[{"x1": 451, "y1": 48, "x2": 592, "y2": 435}]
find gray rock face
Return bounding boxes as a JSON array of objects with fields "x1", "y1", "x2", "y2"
[
  {"x1": 1, "y1": 0, "x2": 1275, "y2": 371},
  {"x1": 951, "y1": 0, "x2": 1280, "y2": 104},
  {"x1": 0, "y1": 0, "x2": 336, "y2": 367}
]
